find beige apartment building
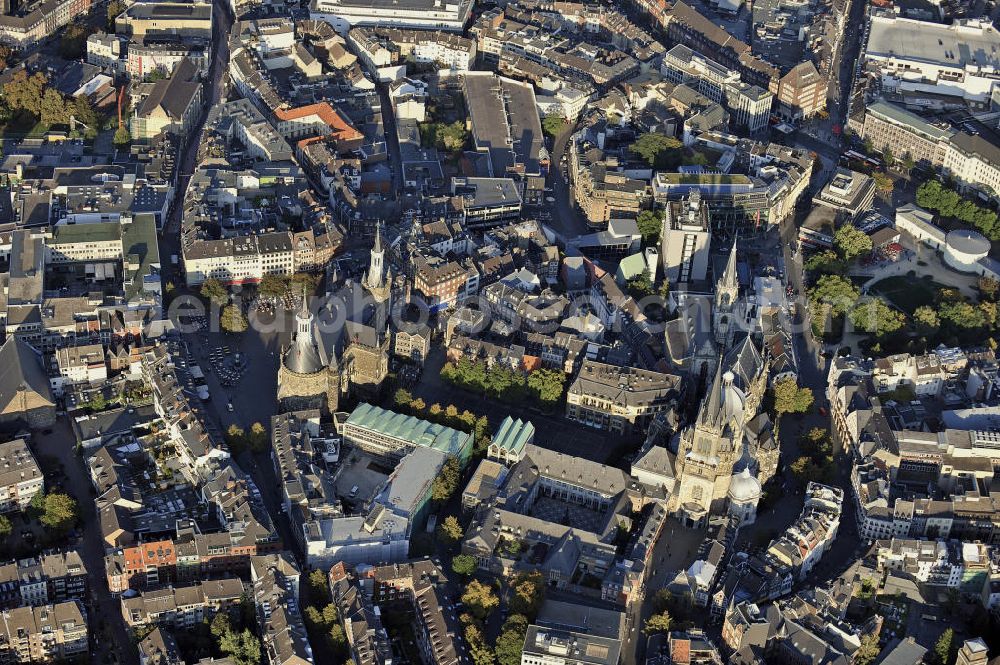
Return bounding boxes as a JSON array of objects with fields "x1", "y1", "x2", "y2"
[
  {"x1": 0, "y1": 601, "x2": 88, "y2": 663},
  {"x1": 861, "y1": 101, "x2": 954, "y2": 169},
  {"x1": 773, "y1": 61, "x2": 826, "y2": 121},
  {"x1": 566, "y1": 360, "x2": 681, "y2": 435},
  {"x1": 0, "y1": 439, "x2": 43, "y2": 513}
]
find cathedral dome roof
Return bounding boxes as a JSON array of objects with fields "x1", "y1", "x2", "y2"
[
  {"x1": 284, "y1": 338, "x2": 323, "y2": 374},
  {"x1": 284, "y1": 306, "x2": 325, "y2": 375},
  {"x1": 720, "y1": 371, "x2": 746, "y2": 427},
  {"x1": 728, "y1": 467, "x2": 761, "y2": 503}
]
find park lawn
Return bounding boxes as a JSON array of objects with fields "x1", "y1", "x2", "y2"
[
  {"x1": 869, "y1": 276, "x2": 943, "y2": 314},
  {"x1": 0, "y1": 113, "x2": 46, "y2": 139}
]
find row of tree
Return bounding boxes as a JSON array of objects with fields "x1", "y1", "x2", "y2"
[
  {"x1": 808, "y1": 274, "x2": 907, "y2": 339},
  {"x1": 789, "y1": 427, "x2": 835, "y2": 485},
  {"x1": 458, "y1": 572, "x2": 545, "y2": 665},
  {"x1": 392, "y1": 388, "x2": 491, "y2": 451},
  {"x1": 257, "y1": 273, "x2": 321, "y2": 300},
  {"x1": 916, "y1": 180, "x2": 1000, "y2": 240},
  {"x1": 430, "y1": 456, "x2": 461, "y2": 503},
  {"x1": 439, "y1": 359, "x2": 566, "y2": 409},
  {"x1": 807, "y1": 269, "x2": 1000, "y2": 364},
  {"x1": 803, "y1": 224, "x2": 874, "y2": 277},
  {"x1": 301, "y1": 569, "x2": 349, "y2": 665},
  {"x1": 225, "y1": 422, "x2": 268, "y2": 455}
]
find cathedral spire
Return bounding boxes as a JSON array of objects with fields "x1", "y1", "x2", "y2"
[
  {"x1": 284, "y1": 284, "x2": 323, "y2": 375},
  {"x1": 366, "y1": 223, "x2": 385, "y2": 292},
  {"x1": 700, "y1": 360, "x2": 724, "y2": 426},
  {"x1": 720, "y1": 234, "x2": 738, "y2": 291},
  {"x1": 364, "y1": 223, "x2": 391, "y2": 306},
  {"x1": 298, "y1": 283, "x2": 309, "y2": 319}
]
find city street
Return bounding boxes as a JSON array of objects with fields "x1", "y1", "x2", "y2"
[
  {"x1": 33, "y1": 422, "x2": 136, "y2": 665},
  {"x1": 157, "y1": 0, "x2": 234, "y2": 270},
  {"x1": 170, "y1": 307, "x2": 300, "y2": 557},
  {"x1": 627, "y1": 518, "x2": 707, "y2": 665},
  {"x1": 547, "y1": 123, "x2": 590, "y2": 244}
]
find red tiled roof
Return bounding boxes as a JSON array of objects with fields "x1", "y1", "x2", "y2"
[{"x1": 276, "y1": 102, "x2": 364, "y2": 142}]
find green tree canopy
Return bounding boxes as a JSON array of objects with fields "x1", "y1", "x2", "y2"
[
  {"x1": 247, "y1": 422, "x2": 268, "y2": 452},
  {"x1": 901, "y1": 153, "x2": 915, "y2": 175},
  {"x1": 107, "y1": 0, "x2": 125, "y2": 28},
  {"x1": 464, "y1": 624, "x2": 495, "y2": 665},
  {"x1": 790, "y1": 455, "x2": 831, "y2": 484},
  {"x1": 258, "y1": 274, "x2": 289, "y2": 299},
  {"x1": 210, "y1": 611, "x2": 232, "y2": 639},
  {"x1": 113, "y1": 125, "x2": 131, "y2": 146},
  {"x1": 218, "y1": 628, "x2": 260, "y2": 665},
  {"x1": 508, "y1": 571, "x2": 544, "y2": 619},
  {"x1": 495, "y1": 616, "x2": 529, "y2": 665},
  {"x1": 853, "y1": 634, "x2": 880, "y2": 665},
  {"x1": 849, "y1": 299, "x2": 906, "y2": 337},
  {"x1": 526, "y1": 369, "x2": 566, "y2": 409},
  {"x1": 940, "y1": 299, "x2": 987, "y2": 329},
  {"x1": 913, "y1": 305, "x2": 941, "y2": 334},
  {"x1": 541, "y1": 115, "x2": 568, "y2": 137},
  {"x1": 437, "y1": 515, "x2": 464, "y2": 545},
  {"x1": 221, "y1": 304, "x2": 248, "y2": 333},
  {"x1": 626, "y1": 272, "x2": 654, "y2": 299},
  {"x1": 431, "y1": 457, "x2": 461, "y2": 502},
  {"x1": 59, "y1": 22, "x2": 90, "y2": 59},
  {"x1": 636, "y1": 210, "x2": 661, "y2": 247},
  {"x1": 932, "y1": 628, "x2": 954, "y2": 665},
  {"x1": 873, "y1": 172, "x2": 894, "y2": 196},
  {"x1": 420, "y1": 121, "x2": 468, "y2": 152},
  {"x1": 979, "y1": 276, "x2": 1000, "y2": 301},
  {"x1": 200, "y1": 278, "x2": 228, "y2": 304},
  {"x1": 834, "y1": 224, "x2": 873, "y2": 261},
  {"x1": 772, "y1": 378, "x2": 814, "y2": 416},
  {"x1": 393, "y1": 388, "x2": 413, "y2": 408},
  {"x1": 804, "y1": 250, "x2": 845, "y2": 275},
  {"x1": 225, "y1": 424, "x2": 246, "y2": 454},
  {"x1": 629, "y1": 133, "x2": 684, "y2": 169},
  {"x1": 3, "y1": 70, "x2": 47, "y2": 117},
  {"x1": 451, "y1": 554, "x2": 477, "y2": 577},
  {"x1": 461, "y1": 580, "x2": 499, "y2": 620},
  {"x1": 644, "y1": 611, "x2": 672, "y2": 635},
  {"x1": 917, "y1": 180, "x2": 1000, "y2": 239},
  {"x1": 799, "y1": 427, "x2": 833, "y2": 462},
  {"x1": 39, "y1": 88, "x2": 67, "y2": 128},
  {"x1": 809, "y1": 274, "x2": 860, "y2": 318},
  {"x1": 39, "y1": 493, "x2": 77, "y2": 531}
]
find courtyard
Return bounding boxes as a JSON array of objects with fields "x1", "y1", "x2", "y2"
[
  {"x1": 530, "y1": 495, "x2": 608, "y2": 533},
  {"x1": 867, "y1": 275, "x2": 944, "y2": 314}
]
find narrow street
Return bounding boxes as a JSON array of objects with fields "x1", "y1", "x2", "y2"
[
  {"x1": 376, "y1": 83, "x2": 404, "y2": 196},
  {"x1": 158, "y1": 0, "x2": 234, "y2": 275},
  {"x1": 547, "y1": 123, "x2": 590, "y2": 243},
  {"x1": 34, "y1": 422, "x2": 136, "y2": 665}
]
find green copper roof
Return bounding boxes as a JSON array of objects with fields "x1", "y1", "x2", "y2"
[
  {"x1": 617, "y1": 252, "x2": 648, "y2": 281},
  {"x1": 346, "y1": 403, "x2": 472, "y2": 458},
  {"x1": 492, "y1": 416, "x2": 534, "y2": 454}
]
